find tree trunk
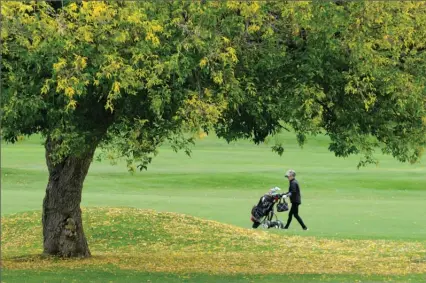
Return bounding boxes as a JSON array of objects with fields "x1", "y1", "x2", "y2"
[{"x1": 42, "y1": 138, "x2": 96, "y2": 257}]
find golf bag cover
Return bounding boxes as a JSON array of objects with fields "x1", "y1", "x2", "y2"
[{"x1": 251, "y1": 194, "x2": 279, "y2": 222}]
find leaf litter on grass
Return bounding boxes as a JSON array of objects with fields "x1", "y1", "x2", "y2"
[{"x1": 1, "y1": 207, "x2": 426, "y2": 276}]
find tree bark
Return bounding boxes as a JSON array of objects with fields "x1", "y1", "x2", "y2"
[{"x1": 42, "y1": 137, "x2": 96, "y2": 257}]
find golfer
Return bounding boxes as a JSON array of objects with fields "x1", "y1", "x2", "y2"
[{"x1": 283, "y1": 169, "x2": 308, "y2": 230}]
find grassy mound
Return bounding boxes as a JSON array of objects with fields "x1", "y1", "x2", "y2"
[{"x1": 2, "y1": 207, "x2": 426, "y2": 276}]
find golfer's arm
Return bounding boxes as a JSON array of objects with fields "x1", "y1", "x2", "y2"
[{"x1": 287, "y1": 183, "x2": 297, "y2": 196}]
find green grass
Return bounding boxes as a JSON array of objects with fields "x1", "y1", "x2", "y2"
[
  {"x1": 1, "y1": 133, "x2": 426, "y2": 282},
  {"x1": 2, "y1": 134, "x2": 426, "y2": 241},
  {"x1": 2, "y1": 270, "x2": 425, "y2": 283}
]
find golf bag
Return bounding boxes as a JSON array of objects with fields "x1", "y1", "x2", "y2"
[{"x1": 250, "y1": 193, "x2": 288, "y2": 229}]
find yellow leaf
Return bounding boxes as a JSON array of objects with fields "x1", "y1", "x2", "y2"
[
  {"x1": 31, "y1": 35, "x2": 41, "y2": 48},
  {"x1": 248, "y1": 24, "x2": 260, "y2": 33},
  {"x1": 66, "y1": 99, "x2": 77, "y2": 110},
  {"x1": 92, "y1": 3, "x2": 106, "y2": 17},
  {"x1": 69, "y1": 3, "x2": 78, "y2": 12},
  {"x1": 1, "y1": 5, "x2": 9, "y2": 17},
  {"x1": 64, "y1": 40, "x2": 74, "y2": 51},
  {"x1": 250, "y1": 2, "x2": 260, "y2": 13},
  {"x1": 56, "y1": 79, "x2": 66, "y2": 92},
  {"x1": 41, "y1": 85, "x2": 48, "y2": 95},
  {"x1": 116, "y1": 31, "x2": 128, "y2": 43},
  {"x1": 226, "y1": 47, "x2": 238, "y2": 63},
  {"x1": 65, "y1": 87, "x2": 75, "y2": 97},
  {"x1": 53, "y1": 58, "x2": 67, "y2": 72},
  {"x1": 145, "y1": 32, "x2": 160, "y2": 46},
  {"x1": 112, "y1": 81, "x2": 120, "y2": 93},
  {"x1": 18, "y1": 4, "x2": 33, "y2": 13},
  {"x1": 199, "y1": 58, "x2": 208, "y2": 68},
  {"x1": 356, "y1": 18, "x2": 361, "y2": 25},
  {"x1": 151, "y1": 37, "x2": 160, "y2": 46},
  {"x1": 213, "y1": 72, "x2": 223, "y2": 85},
  {"x1": 80, "y1": 57, "x2": 87, "y2": 69},
  {"x1": 83, "y1": 31, "x2": 93, "y2": 43},
  {"x1": 105, "y1": 99, "x2": 114, "y2": 112},
  {"x1": 128, "y1": 13, "x2": 142, "y2": 24},
  {"x1": 74, "y1": 56, "x2": 87, "y2": 70},
  {"x1": 226, "y1": 2, "x2": 240, "y2": 10},
  {"x1": 151, "y1": 24, "x2": 163, "y2": 32},
  {"x1": 41, "y1": 80, "x2": 51, "y2": 95}
]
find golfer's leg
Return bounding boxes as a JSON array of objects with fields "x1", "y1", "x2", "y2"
[
  {"x1": 293, "y1": 204, "x2": 307, "y2": 229},
  {"x1": 284, "y1": 205, "x2": 294, "y2": 228}
]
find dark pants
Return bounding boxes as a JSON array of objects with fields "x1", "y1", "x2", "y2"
[{"x1": 285, "y1": 203, "x2": 307, "y2": 229}]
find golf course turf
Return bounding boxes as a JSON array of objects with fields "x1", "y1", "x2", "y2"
[{"x1": 2, "y1": 134, "x2": 425, "y2": 282}]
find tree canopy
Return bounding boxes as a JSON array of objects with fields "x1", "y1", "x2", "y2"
[{"x1": 2, "y1": 1, "x2": 426, "y2": 168}]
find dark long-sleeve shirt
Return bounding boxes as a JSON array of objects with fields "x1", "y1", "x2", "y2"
[{"x1": 286, "y1": 179, "x2": 301, "y2": 204}]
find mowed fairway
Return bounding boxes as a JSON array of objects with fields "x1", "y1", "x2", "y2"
[{"x1": 1, "y1": 134, "x2": 426, "y2": 282}]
